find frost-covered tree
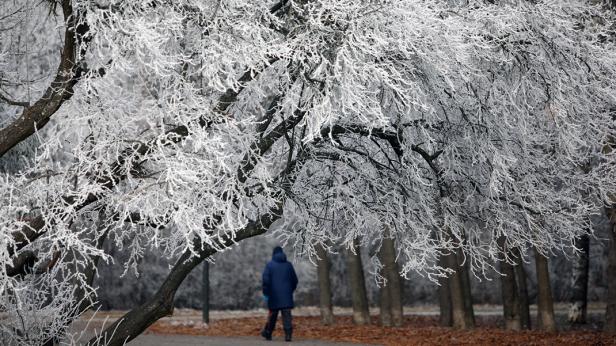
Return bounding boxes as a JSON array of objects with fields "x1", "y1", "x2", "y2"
[{"x1": 2, "y1": 0, "x2": 616, "y2": 344}]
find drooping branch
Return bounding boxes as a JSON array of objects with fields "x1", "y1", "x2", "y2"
[
  {"x1": 6, "y1": 0, "x2": 292, "y2": 255},
  {"x1": 7, "y1": 56, "x2": 277, "y2": 261},
  {"x1": 238, "y1": 108, "x2": 305, "y2": 184},
  {"x1": 327, "y1": 124, "x2": 404, "y2": 158},
  {"x1": 85, "y1": 184, "x2": 298, "y2": 346},
  {"x1": 6, "y1": 122, "x2": 404, "y2": 268},
  {"x1": 86, "y1": 128, "x2": 313, "y2": 344},
  {"x1": 0, "y1": 90, "x2": 29, "y2": 107}
]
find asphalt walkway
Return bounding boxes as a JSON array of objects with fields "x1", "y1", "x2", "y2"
[
  {"x1": 69, "y1": 319, "x2": 368, "y2": 345},
  {"x1": 122, "y1": 334, "x2": 368, "y2": 345},
  {"x1": 70, "y1": 333, "x2": 367, "y2": 345}
]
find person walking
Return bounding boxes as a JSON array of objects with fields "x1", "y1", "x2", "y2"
[{"x1": 261, "y1": 246, "x2": 299, "y2": 342}]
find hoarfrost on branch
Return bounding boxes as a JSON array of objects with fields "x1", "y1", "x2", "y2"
[{"x1": 1, "y1": 0, "x2": 616, "y2": 344}]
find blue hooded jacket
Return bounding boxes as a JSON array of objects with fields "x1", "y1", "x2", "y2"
[{"x1": 262, "y1": 246, "x2": 298, "y2": 310}]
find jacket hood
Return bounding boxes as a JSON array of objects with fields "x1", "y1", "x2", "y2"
[{"x1": 272, "y1": 247, "x2": 287, "y2": 262}]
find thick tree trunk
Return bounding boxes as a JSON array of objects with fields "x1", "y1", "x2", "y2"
[
  {"x1": 534, "y1": 248, "x2": 557, "y2": 332},
  {"x1": 438, "y1": 255, "x2": 453, "y2": 327},
  {"x1": 445, "y1": 251, "x2": 474, "y2": 329},
  {"x1": 568, "y1": 234, "x2": 590, "y2": 324},
  {"x1": 346, "y1": 238, "x2": 370, "y2": 325},
  {"x1": 500, "y1": 257, "x2": 521, "y2": 330},
  {"x1": 605, "y1": 213, "x2": 616, "y2": 334},
  {"x1": 316, "y1": 243, "x2": 335, "y2": 325},
  {"x1": 512, "y1": 249, "x2": 531, "y2": 330}
]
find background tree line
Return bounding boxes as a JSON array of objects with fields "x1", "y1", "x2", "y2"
[{"x1": 92, "y1": 212, "x2": 615, "y2": 332}]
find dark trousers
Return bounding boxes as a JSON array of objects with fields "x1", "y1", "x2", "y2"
[{"x1": 263, "y1": 308, "x2": 292, "y2": 336}]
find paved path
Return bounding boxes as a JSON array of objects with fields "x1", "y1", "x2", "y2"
[
  {"x1": 69, "y1": 321, "x2": 368, "y2": 345},
  {"x1": 124, "y1": 334, "x2": 368, "y2": 345},
  {"x1": 71, "y1": 333, "x2": 368, "y2": 345}
]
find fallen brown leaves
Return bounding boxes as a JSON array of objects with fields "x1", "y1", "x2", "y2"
[{"x1": 148, "y1": 315, "x2": 616, "y2": 345}]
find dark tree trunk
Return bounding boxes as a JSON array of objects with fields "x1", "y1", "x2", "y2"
[
  {"x1": 445, "y1": 252, "x2": 467, "y2": 329},
  {"x1": 445, "y1": 251, "x2": 474, "y2": 329},
  {"x1": 390, "y1": 275, "x2": 404, "y2": 327},
  {"x1": 387, "y1": 246, "x2": 404, "y2": 327},
  {"x1": 316, "y1": 243, "x2": 335, "y2": 325},
  {"x1": 379, "y1": 274, "x2": 393, "y2": 327},
  {"x1": 500, "y1": 257, "x2": 521, "y2": 330},
  {"x1": 346, "y1": 238, "x2": 370, "y2": 325},
  {"x1": 202, "y1": 261, "x2": 210, "y2": 324},
  {"x1": 498, "y1": 238, "x2": 530, "y2": 331},
  {"x1": 568, "y1": 234, "x2": 590, "y2": 324},
  {"x1": 534, "y1": 247, "x2": 557, "y2": 332},
  {"x1": 378, "y1": 235, "x2": 402, "y2": 326},
  {"x1": 605, "y1": 210, "x2": 616, "y2": 334},
  {"x1": 381, "y1": 234, "x2": 403, "y2": 326},
  {"x1": 457, "y1": 248, "x2": 475, "y2": 327},
  {"x1": 512, "y1": 248, "x2": 531, "y2": 330},
  {"x1": 438, "y1": 255, "x2": 453, "y2": 327}
]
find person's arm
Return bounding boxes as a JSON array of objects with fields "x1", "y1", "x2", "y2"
[
  {"x1": 262, "y1": 264, "x2": 271, "y2": 297},
  {"x1": 290, "y1": 264, "x2": 298, "y2": 291}
]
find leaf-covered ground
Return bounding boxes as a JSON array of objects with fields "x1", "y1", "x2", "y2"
[{"x1": 147, "y1": 315, "x2": 616, "y2": 345}]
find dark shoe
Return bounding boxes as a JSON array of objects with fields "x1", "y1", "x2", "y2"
[
  {"x1": 284, "y1": 329, "x2": 292, "y2": 342},
  {"x1": 261, "y1": 329, "x2": 272, "y2": 341}
]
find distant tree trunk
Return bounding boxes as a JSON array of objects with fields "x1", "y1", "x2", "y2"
[
  {"x1": 381, "y1": 231, "x2": 403, "y2": 326},
  {"x1": 457, "y1": 248, "x2": 475, "y2": 327},
  {"x1": 445, "y1": 251, "x2": 474, "y2": 329},
  {"x1": 498, "y1": 240, "x2": 530, "y2": 331},
  {"x1": 202, "y1": 261, "x2": 210, "y2": 324},
  {"x1": 568, "y1": 234, "x2": 590, "y2": 324},
  {"x1": 534, "y1": 247, "x2": 557, "y2": 332},
  {"x1": 316, "y1": 243, "x2": 335, "y2": 325},
  {"x1": 346, "y1": 238, "x2": 370, "y2": 325},
  {"x1": 378, "y1": 234, "x2": 403, "y2": 326},
  {"x1": 605, "y1": 210, "x2": 616, "y2": 334},
  {"x1": 500, "y1": 257, "x2": 521, "y2": 330},
  {"x1": 387, "y1": 250, "x2": 404, "y2": 327},
  {"x1": 438, "y1": 254, "x2": 453, "y2": 327},
  {"x1": 379, "y1": 273, "x2": 393, "y2": 327},
  {"x1": 512, "y1": 249, "x2": 531, "y2": 330}
]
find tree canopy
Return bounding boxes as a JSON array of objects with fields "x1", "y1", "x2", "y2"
[{"x1": 1, "y1": 0, "x2": 616, "y2": 344}]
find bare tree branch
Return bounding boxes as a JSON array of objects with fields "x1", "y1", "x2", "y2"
[{"x1": 0, "y1": 90, "x2": 29, "y2": 107}]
